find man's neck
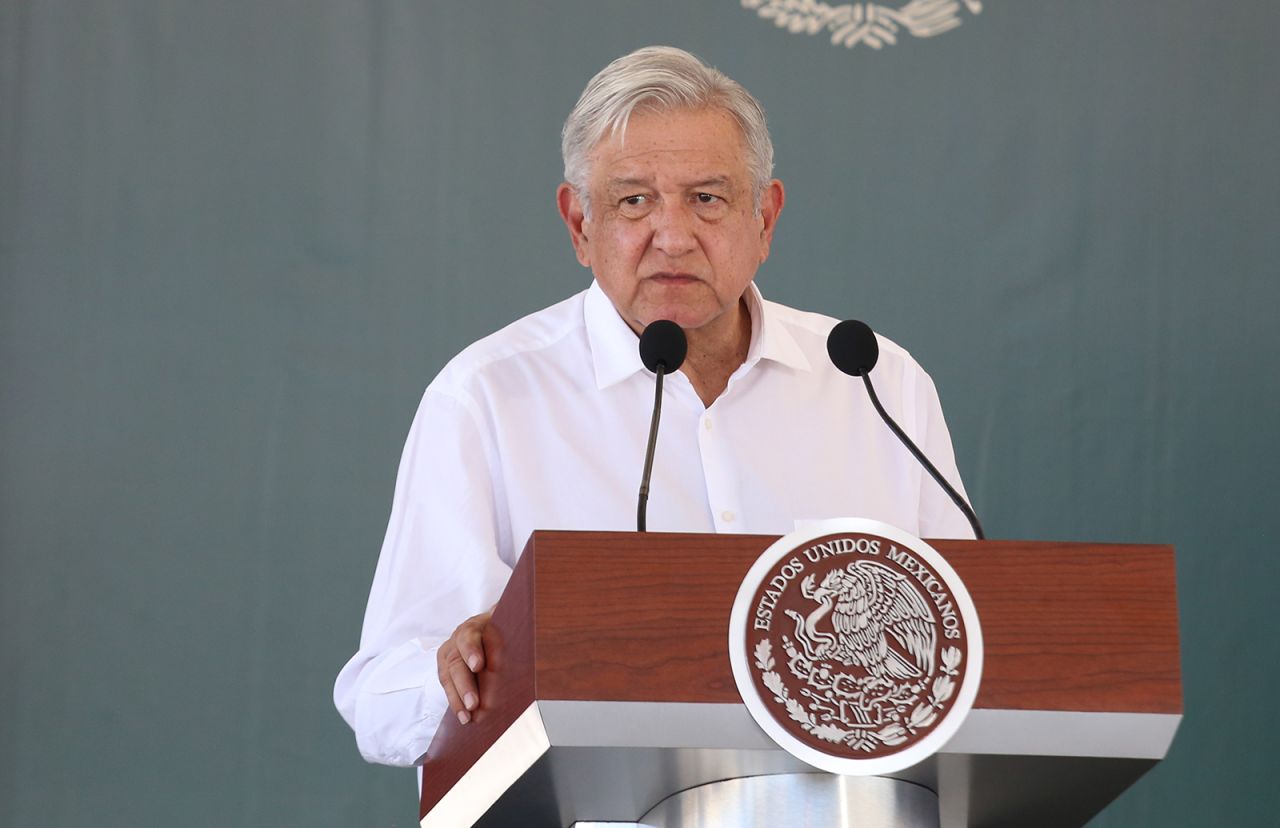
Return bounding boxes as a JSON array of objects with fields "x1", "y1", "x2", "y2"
[{"x1": 680, "y1": 296, "x2": 753, "y2": 408}]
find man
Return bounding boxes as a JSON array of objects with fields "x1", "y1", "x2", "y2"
[{"x1": 335, "y1": 46, "x2": 973, "y2": 768}]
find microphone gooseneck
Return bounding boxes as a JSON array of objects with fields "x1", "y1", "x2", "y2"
[
  {"x1": 827, "y1": 320, "x2": 986, "y2": 540},
  {"x1": 637, "y1": 320, "x2": 688, "y2": 532}
]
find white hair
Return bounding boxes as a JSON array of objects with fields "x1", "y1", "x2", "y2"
[{"x1": 561, "y1": 46, "x2": 774, "y2": 216}]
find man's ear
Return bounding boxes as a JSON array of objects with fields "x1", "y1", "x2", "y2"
[
  {"x1": 756, "y1": 179, "x2": 785, "y2": 264},
  {"x1": 557, "y1": 183, "x2": 591, "y2": 268}
]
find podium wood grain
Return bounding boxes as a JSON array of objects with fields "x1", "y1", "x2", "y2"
[{"x1": 527, "y1": 532, "x2": 1179, "y2": 711}]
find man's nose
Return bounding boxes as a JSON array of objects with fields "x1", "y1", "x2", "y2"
[{"x1": 650, "y1": 202, "x2": 698, "y2": 256}]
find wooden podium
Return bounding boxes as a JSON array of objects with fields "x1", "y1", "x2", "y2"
[{"x1": 419, "y1": 531, "x2": 1181, "y2": 827}]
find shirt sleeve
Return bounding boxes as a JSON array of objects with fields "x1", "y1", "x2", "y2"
[{"x1": 333, "y1": 385, "x2": 513, "y2": 766}]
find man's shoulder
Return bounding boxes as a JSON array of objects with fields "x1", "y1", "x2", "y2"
[
  {"x1": 760, "y1": 296, "x2": 921, "y2": 373},
  {"x1": 761, "y1": 296, "x2": 838, "y2": 336},
  {"x1": 432, "y1": 289, "x2": 590, "y2": 392}
]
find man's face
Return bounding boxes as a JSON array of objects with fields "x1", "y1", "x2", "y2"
[{"x1": 557, "y1": 107, "x2": 784, "y2": 336}]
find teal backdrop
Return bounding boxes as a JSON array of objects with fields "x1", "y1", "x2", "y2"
[{"x1": 3, "y1": 2, "x2": 1277, "y2": 825}]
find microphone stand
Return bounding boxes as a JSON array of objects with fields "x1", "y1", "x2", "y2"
[
  {"x1": 860, "y1": 372, "x2": 986, "y2": 540},
  {"x1": 637, "y1": 364, "x2": 667, "y2": 532}
]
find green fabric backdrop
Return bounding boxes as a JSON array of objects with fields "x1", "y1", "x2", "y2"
[{"x1": 2, "y1": 2, "x2": 1277, "y2": 825}]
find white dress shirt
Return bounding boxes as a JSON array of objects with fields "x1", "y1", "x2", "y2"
[{"x1": 334, "y1": 280, "x2": 974, "y2": 767}]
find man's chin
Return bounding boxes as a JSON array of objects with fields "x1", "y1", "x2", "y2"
[{"x1": 634, "y1": 305, "x2": 724, "y2": 333}]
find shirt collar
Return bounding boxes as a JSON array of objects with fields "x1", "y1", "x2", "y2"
[
  {"x1": 584, "y1": 279, "x2": 811, "y2": 390},
  {"x1": 741, "y1": 281, "x2": 811, "y2": 373},
  {"x1": 584, "y1": 281, "x2": 645, "y2": 390}
]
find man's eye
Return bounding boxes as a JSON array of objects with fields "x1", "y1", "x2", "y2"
[
  {"x1": 622, "y1": 195, "x2": 648, "y2": 206},
  {"x1": 695, "y1": 193, "x2": 722, "y2": 204}
]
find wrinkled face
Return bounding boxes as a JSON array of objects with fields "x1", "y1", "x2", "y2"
[{"x1": 557, "y1": 107, "x2": 784, "y2": 336}]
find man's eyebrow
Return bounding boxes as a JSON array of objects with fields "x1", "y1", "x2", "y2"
[
  {"x1": 603, "y1": 175, "x2": 737, "y2": 191},
  {"x1": 603, "y1": 177, "x2": 654, "y2": 191},
  {"x1": 687, "y1": 176, "x2": 734, "y2": 190}
]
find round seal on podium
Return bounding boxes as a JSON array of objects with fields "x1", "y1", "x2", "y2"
[{"x1": 729, "y1": 518, "x2": 983, "y2": 775}]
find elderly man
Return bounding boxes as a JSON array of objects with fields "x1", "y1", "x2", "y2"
[{"x1": 335, "y1": 46, "x2": 973, "y2": 767}]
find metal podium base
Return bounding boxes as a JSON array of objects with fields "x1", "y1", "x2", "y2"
[{"x1": 634, "y1": 773, "x2": 939, "y2": 828}]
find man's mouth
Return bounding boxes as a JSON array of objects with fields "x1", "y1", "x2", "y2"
[{"x1": 647, "y1": 272, "x2": 700, "y2": 284}]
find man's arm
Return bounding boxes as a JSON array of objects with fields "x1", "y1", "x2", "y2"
[{"x1": 334, "y1": 387, "x2": 512, "y2": 766}]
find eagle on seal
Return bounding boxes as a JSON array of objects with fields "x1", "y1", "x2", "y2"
[{"x1": 787, "y1": 560, "x2": 937, "y2": 680}]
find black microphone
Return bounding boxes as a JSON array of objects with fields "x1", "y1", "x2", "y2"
[
  {"x1": 637, "y1": 320, "x2": 687, "y2": 532},
  {"x1": 827, "y1": 320, "x2": 985, "y2": 540}
]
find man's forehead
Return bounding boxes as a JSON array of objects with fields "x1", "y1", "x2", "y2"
[{"x1": 585, "y1": 108, "x2": 750, "y2": 179}]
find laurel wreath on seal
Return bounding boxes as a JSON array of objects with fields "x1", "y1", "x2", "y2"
[
  {"x1": 742, "y1": 0, "x2": 983, "y2": 50},
  {"x1": 754, "y1": 637, "x2": 961, "y2": 750}
]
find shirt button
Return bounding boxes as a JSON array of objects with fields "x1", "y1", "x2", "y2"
[
  {"x1": 721, "y1": 510, "x2": 735, "y2": 523},
  {"x1": 704, "y1": 417, "x2": 713, "y2": 430}
]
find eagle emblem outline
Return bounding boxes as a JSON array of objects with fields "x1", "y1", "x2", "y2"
[
  {"x1": 741, "y1": 0, "x2": 984, "y2": 51},
  {"x1": 728, "y1": 518, "x2": 983, "y2": 775}
]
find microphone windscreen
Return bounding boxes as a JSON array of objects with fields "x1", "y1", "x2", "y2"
[
  {"x1": 827, "y1": 320, "x2": 880, "y2": 377},
  {"x1": 639, "y1": 320, "x2": 688, "y2": 373}
]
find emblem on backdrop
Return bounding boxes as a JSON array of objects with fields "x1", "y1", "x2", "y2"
[
  {"x1": 729, "y1": 519, "x2": 982, "y2": 774},
  {"x1": 742, "y1": 0, "x2": 983, "y2": 50}
]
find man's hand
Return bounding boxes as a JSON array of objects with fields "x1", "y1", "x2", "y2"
[{"x1": 437, "y1": 610, "x2": 492, "y2": 724}]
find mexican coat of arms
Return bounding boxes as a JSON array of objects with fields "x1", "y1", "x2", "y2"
[{"x1": 730, "y1": 519, "x2": 982, "y2": 774}]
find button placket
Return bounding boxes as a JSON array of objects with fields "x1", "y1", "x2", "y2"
[{"x1": 697, "y1": 405, "x2": 739, "y2": 531}]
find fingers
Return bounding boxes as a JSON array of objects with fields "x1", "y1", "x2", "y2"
[
  {"x1": 436, "y1": 610, "x2": 493, "y2": 725},
  {"x1": 454, "y1": 611, "x2": 489, "y2": 675},
  {"x1": 444, "y1": 655, "x2": 479, "y2": 724},
  {"x1": 437, "y1": 646, "x2": 476, "y2": 724}
]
